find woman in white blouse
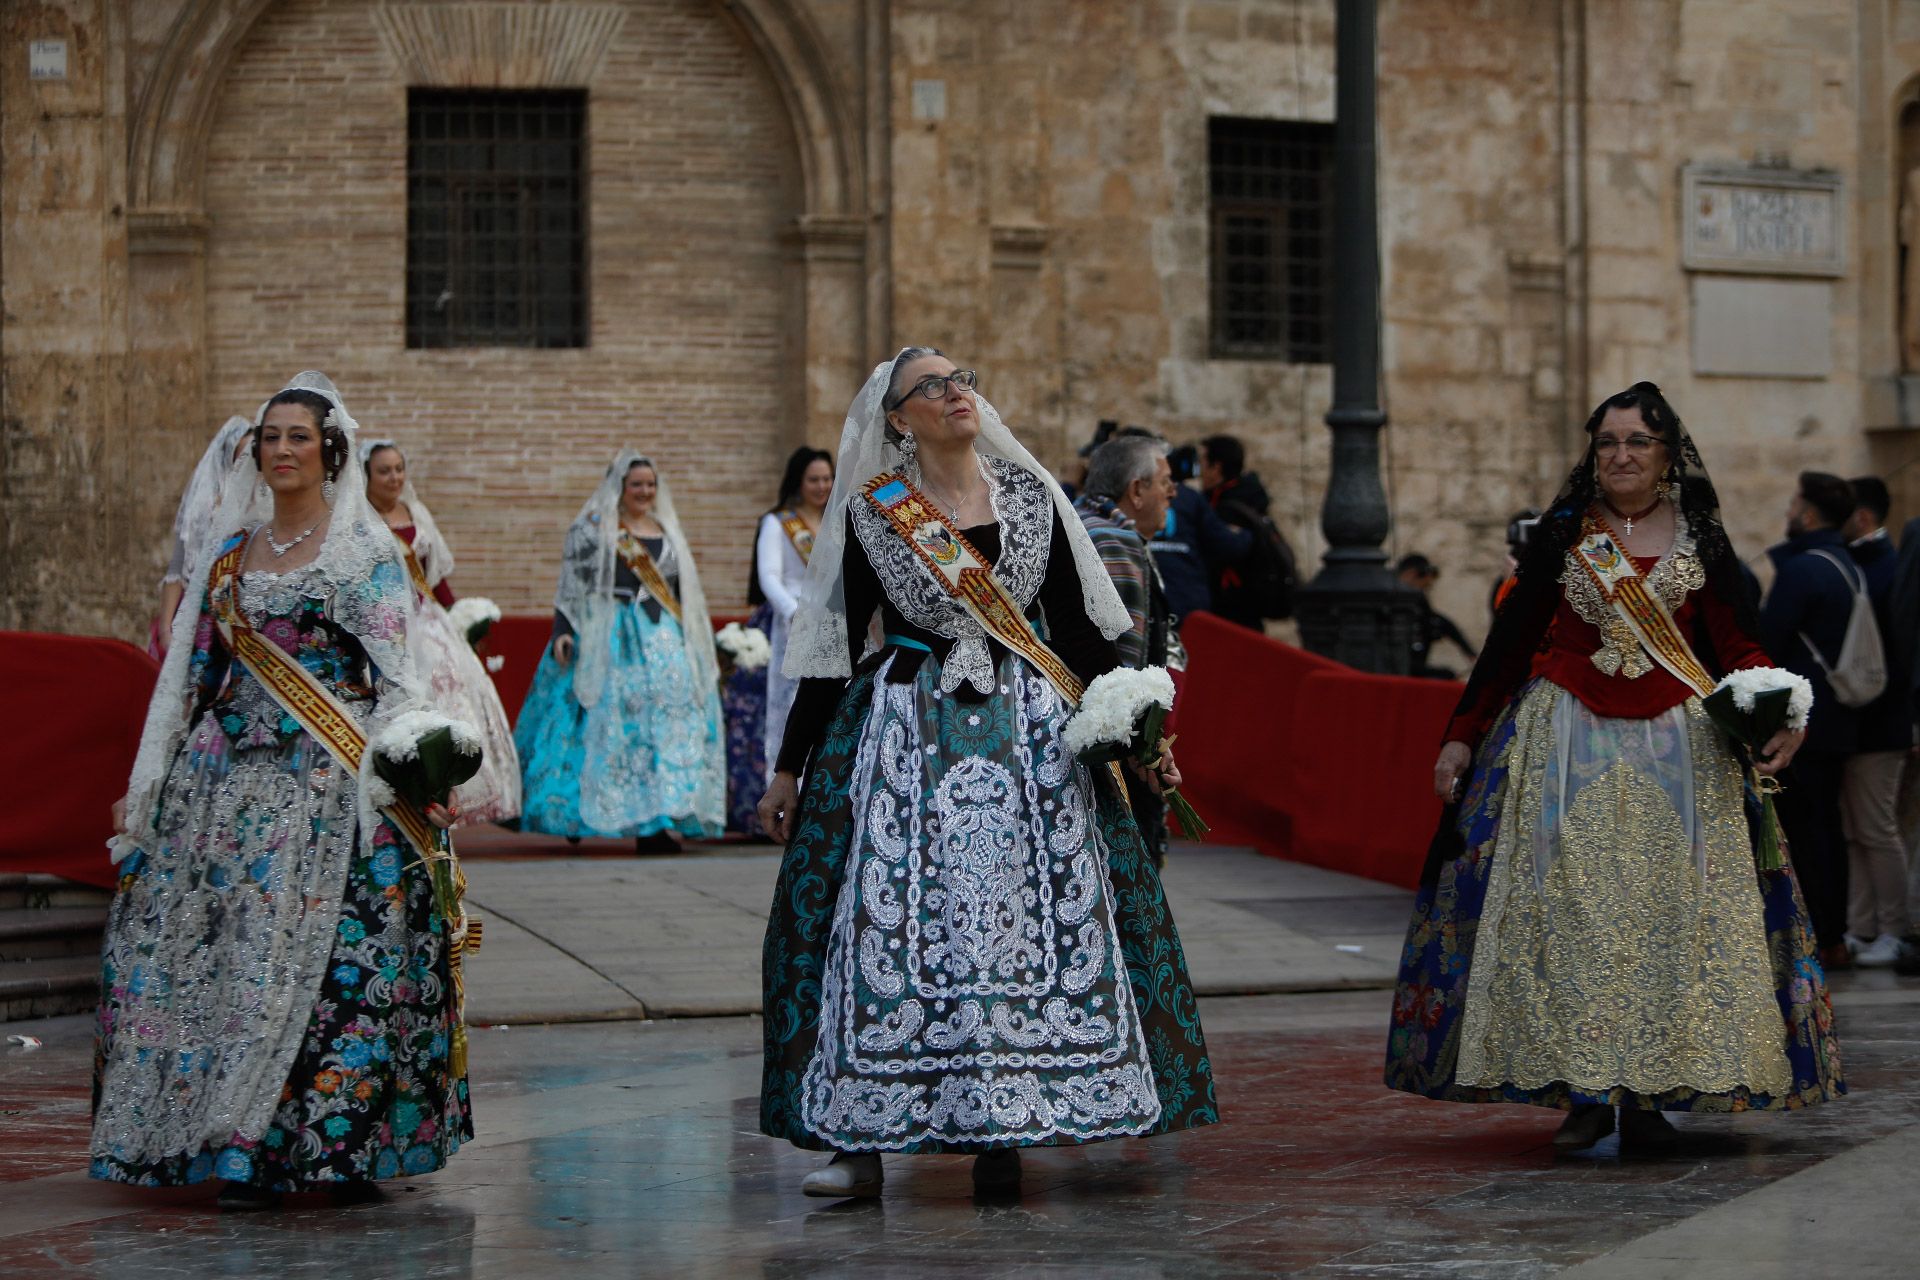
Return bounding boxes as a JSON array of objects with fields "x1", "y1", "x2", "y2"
[{"x1": 754, "y1": 447, "x2": 834, "y2": 779}]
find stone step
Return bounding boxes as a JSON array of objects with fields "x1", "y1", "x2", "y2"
[
  {"x1": 0, "y1": 954, "x2": 98, "y2": 1021},
  {"x1": 0, "y1": 907, "x2": 109, "y2": 961},
  {"x1": 0, "y1": 873, "x2": 114, "y2": 910}
]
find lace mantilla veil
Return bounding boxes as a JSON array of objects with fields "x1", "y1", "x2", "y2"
[
  {"x1": 783, "y1": 352, "x2": 1134, "y2": 681},
  {"x1": 161, "y1": 416, "x2": 254, "y2": 587},
  {"x1": 359, "y1": 436, "x2": 454, "y2": 587},
  {"x1": 118, "y1": 371, "x2": 422, "y2": 860},
  {"x1": 555, "y1": 450, "x2": 719, "y2": 708}
]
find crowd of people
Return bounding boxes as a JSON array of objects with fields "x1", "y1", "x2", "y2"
[{"x1": 92, "y1": 355, "x2": 1913, "y2": 1207}]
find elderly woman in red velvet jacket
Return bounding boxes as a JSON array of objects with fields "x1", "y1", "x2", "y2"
[{"x1": 1384, "y1": 382, "x2": 1843, "y2": 1154}]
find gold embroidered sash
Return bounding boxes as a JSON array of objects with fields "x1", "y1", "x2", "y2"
[
  {"x1": 208, "y1": 539, "x2": 480, "y2": 1070},
  {"x1": 861, "y1": 472, "x2": 1086, "y2": 707},
  {"x1": 777, "y1": 508, "x2": 815, "y2": 563},
  {"x1": 617, "y1": 530, "x2": 682, "y2": 623},
  {"x1": 1573, "y1": 523, "x2": 1717, "y2": 699},
  {"x1": 393, "y1": 533, "x2": 435, "y2": 603}
]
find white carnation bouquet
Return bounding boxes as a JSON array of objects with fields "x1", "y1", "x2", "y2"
[
  {"x1": 1702, "y1": 666, "x2": 1813, "y2": 871},
  {"x1": 446, "y1": 596, "x2": 502, "y2": 647},
  {"x1": 715, "y1": 621, "x2": 772, "y2": 676},
  {"x1": 1062, "y1": 666, "x2": 1208, "y2": 839}
]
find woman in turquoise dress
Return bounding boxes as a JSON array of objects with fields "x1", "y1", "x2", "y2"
[
  {"x1": 95, "y1": 372, "x2": 470, "y2": 1209},
  {"x1": 756, "y1": 349, "x2": 1218, "y2": 1200},
  {"x1": 515, "y1": 451, "x2": 725, "y2": 850}
]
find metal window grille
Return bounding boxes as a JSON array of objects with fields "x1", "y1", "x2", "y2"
[
  {"x1": 407, "y1": 89, "x2": 588, "y2": 349},
  {"x1": 1208, "y1": 117, "x2": 1334, "y2": 363}
]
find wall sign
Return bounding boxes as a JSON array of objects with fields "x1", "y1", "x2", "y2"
[
  {"x1": 1682, "y1": 165, "x2": 1844, "y2": 277},
  {"x1": 29, "y1": 40, "x2": 67, "y2": 81}
]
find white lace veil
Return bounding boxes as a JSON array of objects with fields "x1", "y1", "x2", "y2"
[
  {"x1": 162, "y1": 416, "x2": 255, "y2": 587},
  {"x1": 783, "y1": 351, "x2": 1132, "y2": 680},
  {"x1": 554, "y1": 450, "x2": 718, "y2": 708},
  {"x1": 358, "y1": 437, "x2": 454, "y2": 587},
  {"x1": 119, "y1": 372, "x2": 421, "y2": 857}
]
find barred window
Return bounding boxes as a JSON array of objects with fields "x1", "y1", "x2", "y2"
[
  {"x1": 407, "y1": 89, "x2": 588, "y2": 349},
  {"x1": 1208, "y1": 117, "x2": 1334, "y2": 363}
]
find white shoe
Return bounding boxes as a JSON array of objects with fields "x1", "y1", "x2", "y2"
[
  {"x1": 1854, "y1": 933, "x2": 1905, "y2": 967},
  {"x1": 801, "y1": 1152, "x2": 883, "y2": 1199},
  {"x1": 1844, "y1": 932, "x2": 1871, "y2": 956}
]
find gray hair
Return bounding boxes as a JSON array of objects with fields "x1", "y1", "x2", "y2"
[{"x1": 1084, "y1": 436, "x2": 1167, "y2": 500}]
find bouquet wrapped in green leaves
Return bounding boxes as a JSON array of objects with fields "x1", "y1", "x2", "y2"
[
  {"x1": 1702, "y1": 667, "x2": 1813, "y2": 872},
  {"x1": 1062, "y1": 666, "x2": 1209, "y2": 840},
  {"x1": 368, "y1": 710, "x2": 483, "y2": 922}
]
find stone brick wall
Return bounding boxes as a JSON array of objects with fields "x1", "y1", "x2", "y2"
[
  {"x1": 7, "y1": 0, "x2": 1920, "y2": 653},
  {"x1": 201, "y1": 0, "x2": 804, "y2": 617}
]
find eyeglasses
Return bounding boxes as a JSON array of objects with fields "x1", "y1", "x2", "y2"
[
  {"x1": 1593, "y1": 434, "x2": 1661, "y2": 456},
  {"x1": 887, "y1": 369, "x2": 977, "y2": 410}
]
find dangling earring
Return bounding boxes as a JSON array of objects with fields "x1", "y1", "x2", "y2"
[
  {"x1": 1656, "y1": 469, "x2": 1676, "y2": 500},
  {"x1": 255, "y1": 477, "x2": 270, "y2": 503},
  {"x1": 322, "y1": 477, "x2": 337, "y2": 505},
  {"x1": 896, "y1": 430, "x2": 918, "y2": 471}
]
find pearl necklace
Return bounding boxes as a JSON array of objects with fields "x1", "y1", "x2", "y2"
[{"x1": 262, "y1": 519, "x2": 324, "y2": 557}]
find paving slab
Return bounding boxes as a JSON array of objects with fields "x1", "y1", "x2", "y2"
[{"x1": 459, "y1": 843, "x2": 1408, "y2": 1025}]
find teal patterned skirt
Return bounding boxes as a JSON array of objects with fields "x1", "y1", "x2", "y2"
[{"x1": 761, "y1": 652, "x2": 1218, "y2": 1153}]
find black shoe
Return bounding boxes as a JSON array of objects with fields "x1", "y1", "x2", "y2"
[
  {"x1": 972, "y1": 1148, "x2": 1022, "y2": 1196},
  {"x1": 1551, "y1": 1104, "x2": 1615, "y2": 1151},
  {"x1": 216, "y1": 1181, "x2": 282, "y2": 1212},
  {"x1": 565, "y1": 835, "x2": 581, "y2": 846},
  {"x1": 1619, "y1": 1108, "x2": 1679, "y2": 1154},
  {"x1": 328, "y1": 1181, "x2": 386, "y2": 1206},
  {"x1": 634, "y1": 832, "x2": 682, "y2": 854}
]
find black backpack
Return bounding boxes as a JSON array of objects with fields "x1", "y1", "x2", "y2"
[{"x1": 1216, "y1": 498, "x2": 1299, "y2": 620}]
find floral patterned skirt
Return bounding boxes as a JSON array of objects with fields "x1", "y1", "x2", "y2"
[
  {"x1": 761, "y1": 653, "x2": 1218, "y2": 1153},
  {"x1": 721, "y1": 603, "x2": 774, "y2": 834},
  {"x1": 514, "y1": 601, "x2": 725, "y2": 839},
  {"x1": 92, "y1": 712, "x2": 472, "y2": 1188},
  {"x1": 1385, "y1": 677, "x2": 1845, "y2": 1112}
]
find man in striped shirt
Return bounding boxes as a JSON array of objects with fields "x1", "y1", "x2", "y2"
[{"x1": 1074, "y1": 434, "x2": 1184, "y2": 864}]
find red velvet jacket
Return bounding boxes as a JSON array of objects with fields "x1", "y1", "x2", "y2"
[{"x1": 1445, "y1": 543, "x2": 1769, "y2": 751}]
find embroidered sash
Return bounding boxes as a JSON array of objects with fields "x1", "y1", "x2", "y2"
[
  {"x1": 208, "y1": 539, "x2": 479, "y2": 1072},
  {"x1": 207, "y1": 542, "x2": 446, "y2": 857},
  {"x1": 1573, "y1": 523, "x2": 1717, "y2": 698},
  {"x1": 777, "y1": 508, "x2": 815, "y2": 563},
  {"x1": 617, "y1": 530, "x2": 682, "y2": 623},
  {"x1": 861, "y1": 472, "x2": 1086, "y2": 707},
  {"x1": 394, "y1": 533, "x2": 435, "y2": 603}
]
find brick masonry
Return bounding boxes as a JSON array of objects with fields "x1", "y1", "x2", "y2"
[{"x1": 7, "y1": 0, "x2": 1920, "y2": 647}]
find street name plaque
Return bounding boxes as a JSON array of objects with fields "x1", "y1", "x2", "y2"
[{"x1": 1681, "y1": 165, "x2": 1845, "y2": 277}]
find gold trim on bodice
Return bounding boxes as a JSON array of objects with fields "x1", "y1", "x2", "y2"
[{"x1": 1559, "y1": 510, "x2": 1706, "y2": 679}]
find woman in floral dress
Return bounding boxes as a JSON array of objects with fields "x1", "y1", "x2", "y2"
[
  {"x1": 515, "y1": 451, "x2": 725, "y2": 850},
  {"x1": 756, "y1": 349, "x2": 1217, "y2": 1200},
  {"x1": 94, "y1": 373, "x2": 470, "y2": 1209}
]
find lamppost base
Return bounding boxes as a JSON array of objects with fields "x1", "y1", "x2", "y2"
[{"x1": 1294, "y1": 576, "x2": 1424, "y2": 675}]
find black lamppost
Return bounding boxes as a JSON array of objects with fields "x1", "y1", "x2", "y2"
[{"x1": 1294, "y1": 0, "x2": 1421, "y2": 673}]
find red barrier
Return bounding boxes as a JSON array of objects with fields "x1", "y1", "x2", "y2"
[
  {"x1": 0, "y1": 631, "x2": 158, "y2": 888},
  {"x1": 1286, "y1": 669, "x2": 1460, "y2": 888},
  {"x1": 1173, "y1": 612, "x2": 1461, "y2": 887},
  {"x1": 1173, "y1": 613, "x2": 1342, "y2": 859}
]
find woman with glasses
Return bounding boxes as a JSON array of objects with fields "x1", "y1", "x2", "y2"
[
  {"x1": 1386, "y1": 382, "x2": 1843, "y2": 1152},
  {"x1": 756, "y1": 349, "x2": 1217, "y2": 1200},
  {"x1": 514, "y1": 452, "x2": 725, "y2": 852}
]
